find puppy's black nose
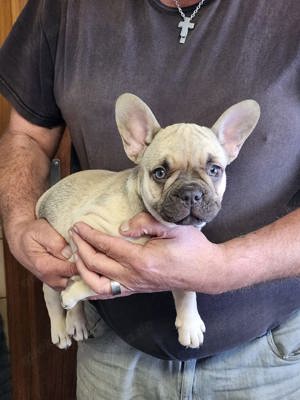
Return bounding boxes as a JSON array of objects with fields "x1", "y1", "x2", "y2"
[{"x1": 177, "y1": 186, "x2": 203, "y2": 206}]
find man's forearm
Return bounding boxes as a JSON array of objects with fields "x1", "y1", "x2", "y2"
[
  {"x1": 0, "y1": 123, "x2": 75, "y2": 288},
  {"x1": 223, "y1": 209, "x2": 300, "y2": 290},
  {"x1": 0, "y1": 131, "x2": 50, "y2": 233}
]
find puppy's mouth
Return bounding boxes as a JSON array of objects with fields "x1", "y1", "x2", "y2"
[
  {"x1": 160, "y1": 206, "x2": 218, "y2": 227},
  {"x1": 176, "y1": 214, "x2": 205, "y2": 226}
]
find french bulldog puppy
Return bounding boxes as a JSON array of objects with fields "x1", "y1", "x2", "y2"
[{"x1": 36, "y1": 93, "x2": 260, "y2": 349}]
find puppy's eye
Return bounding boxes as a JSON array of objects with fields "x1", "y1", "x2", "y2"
[
  {"x1": 207, "y1": 163, "x2": 223, "y2": 178},
  {"x1": 152, "y1": 167, "x2": 167, "y2": 181}
]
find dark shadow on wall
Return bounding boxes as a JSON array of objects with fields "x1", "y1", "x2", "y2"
[{"x1": 0, "y1": 315, "x2": 11, "y2": 400}]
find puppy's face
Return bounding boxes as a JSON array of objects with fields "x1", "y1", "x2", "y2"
[
  {"x1": 138, "y1": 124, "x2": 228, "y2": 226},
  {"x1": 115, "y1": 93, "x2": 260, "y2": 227}
]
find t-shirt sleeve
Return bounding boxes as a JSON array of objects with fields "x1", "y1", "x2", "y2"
[{"x1": 0, "y1": 0, "x2": 64, "y2": 128}]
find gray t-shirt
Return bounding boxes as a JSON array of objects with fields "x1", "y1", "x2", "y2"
[{"x1": 1, "y1": 0, "x2": 300, "y2": 360}]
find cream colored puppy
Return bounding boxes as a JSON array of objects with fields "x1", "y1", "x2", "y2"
[{"x1": 36, "y1": 93, "x2": 260, "y2": 349}]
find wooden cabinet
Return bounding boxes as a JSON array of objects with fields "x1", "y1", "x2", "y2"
[{"x1": 1, "y1": 2, "x2": 76, "y2": 399}]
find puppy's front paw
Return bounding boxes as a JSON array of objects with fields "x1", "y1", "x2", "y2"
[
  {"x1": 51, "y1": 319, "x2": 72, "y2": 349},
  {"x1": 175, "y1": 314, "x2": 206, "y2": 348},
  {"x1": 66, "y1": 306, "x2": 89, "y2": 342},
  {"x1": 61, "y1": 278, "x2": 94, "y2": 310},
  {"x1": 61, "y1": 283, "x2": 79, "y2": 310}
]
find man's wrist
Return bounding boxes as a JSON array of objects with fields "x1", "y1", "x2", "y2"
[
  {"x1": 2, "y1": 213, "x2": 36, "y2": 242},
  {"x1": 220, "y1": 232, "x2": 272, "y2": 292},
  {"x1": 192, "y1": 241, "x2": 231, "y2": 295}
]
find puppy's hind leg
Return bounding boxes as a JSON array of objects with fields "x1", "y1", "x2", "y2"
[
  {"x1": 66, "y1": 302, "x2": 89, "y2": 342},
  {"x1": 43, "y1": 284, "x2": 72, "y2": 349}
]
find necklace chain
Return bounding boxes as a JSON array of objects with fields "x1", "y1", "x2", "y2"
[{"x1": 173, "y1": 0, "x2": 206, "y2": 21}]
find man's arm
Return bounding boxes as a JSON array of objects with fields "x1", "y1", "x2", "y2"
[
  {"x1": 0, "y1": 108, "x2": 76, "y2": 289},
  {"x1": 222, "y1": 208, "x2": 300, "y2": 292},
  {"x1": 64, "y1": 209, "x2": 300, "y2": 298}
]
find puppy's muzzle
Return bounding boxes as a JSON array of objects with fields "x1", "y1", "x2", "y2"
[
  {"x1": 175, "y1": 184, "x2": 203, "y2": 207},
  {"x1": 159, "y1": 183, "x2": 221, "y2": 226}
]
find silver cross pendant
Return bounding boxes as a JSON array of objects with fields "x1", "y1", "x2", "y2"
[{"x1": 178, "y1": 17, "x2": 195, "y2": 44}]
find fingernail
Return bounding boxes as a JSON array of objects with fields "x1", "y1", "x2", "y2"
[
  {"x1": 72, "y1": 225, "x2": 79, "y2": 233},
  {"x1": 69, "y1": 227, "x2": 79, "y2": 238},
  {"x1": 61, "y1": 245, "x2": 73, "y2": 259},
  {"x1": 120, "y1": 221, "x2": 130, "y2": 232}
]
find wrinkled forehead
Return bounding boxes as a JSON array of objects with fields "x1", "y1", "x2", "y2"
[{"x1": 142, "y1": 123, "x2": 228, "y2": 168}]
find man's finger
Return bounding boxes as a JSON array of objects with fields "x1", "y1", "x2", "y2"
[
  {"x1": 119, "y1": 212, "x2": 176, "y2": 238},
  {"x1": 71, "y1": 230, "x2": 126, "y2": 278},
  {"x1": 71, "y1": 222, "x2": 143, "y2": 266},
  {"x1": 75, "y1": 253, "x2": 112, "y2": 295},
  {"x1": 34, "y1": 220, "x2": 71, "y2": 260},
  {"x1": 75, "y1": 254, "x2": 132, "y2": 298},
  {"x1": 63, "y1": 260, "x2": 78, "y2": 277},
  {"x1": 61, "y1": 245, "x2": 73, "y2": 260},
  {"x1": 39, "y1": 254, "x2": 77, "y2": 279},
  {"x1": 51, "y1": 278, "x2": 70, "y2": 291}
]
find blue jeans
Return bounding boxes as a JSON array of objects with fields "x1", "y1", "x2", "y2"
[{"x1": 77, "y1": 303, "x2": 300, "y2": 400}]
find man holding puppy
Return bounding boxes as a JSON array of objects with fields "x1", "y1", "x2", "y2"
[{"x1": 0, "y1": 0, "x2": 300, "y2": 399}]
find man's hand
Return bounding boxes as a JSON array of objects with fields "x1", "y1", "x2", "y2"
[
  {"x1": 6, "y1": 218, "x2": 77, "y2": 289},
  {"x1": 66, "y1": 206, "x2": 300, "y2": 298},
  {"x1": 69, "y1": 213, "x2": 227, "y2": 299}
]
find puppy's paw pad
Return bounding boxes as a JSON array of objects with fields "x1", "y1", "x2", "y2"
[{"x1": 176, "y1": 316, "x2": 206, "y2": 349}]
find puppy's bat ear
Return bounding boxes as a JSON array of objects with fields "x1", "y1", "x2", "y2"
[
  {"x1": 212, "y1": 100, "x2": 260, "y2": 164},
  {"x1": 115, "y1": 93, "x2": 161, "y2": 163}
]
